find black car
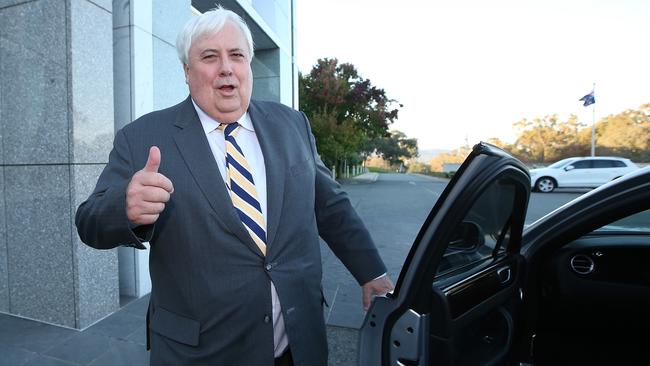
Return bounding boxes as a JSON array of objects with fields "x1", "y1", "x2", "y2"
[{"x1": 359, "y1": 142, "x2": 650, "y2": 365}]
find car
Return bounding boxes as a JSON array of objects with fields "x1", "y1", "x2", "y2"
[
  {"x1": 529, "y1": 156, "x2": 638, "y2": 193},
  {"x1": 358, "y1": 142, "x2": 650, "y2": 365}
]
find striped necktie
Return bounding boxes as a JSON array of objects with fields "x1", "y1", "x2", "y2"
[{"x1": 219, "y1": 122, "x2": 267, "y2": 256}]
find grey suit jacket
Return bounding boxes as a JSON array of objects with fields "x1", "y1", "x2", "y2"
[{"x1": 75, "y1": 97, "x2": 387, "y2": 366}]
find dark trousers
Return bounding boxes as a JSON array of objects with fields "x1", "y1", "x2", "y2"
[{"x1": 274, "y1": 348, "x2": 293, "y2": 366}]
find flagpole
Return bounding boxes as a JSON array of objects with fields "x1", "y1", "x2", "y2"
[{"x1": 590, "y1": 82, "x2": 596, "y2": 156}]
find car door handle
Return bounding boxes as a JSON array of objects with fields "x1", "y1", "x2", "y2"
[{"x1": 497, "y1": 266, "x2": 512, "y2": 284}]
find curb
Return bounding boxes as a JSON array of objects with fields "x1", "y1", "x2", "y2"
[{"x1": 351, "y1": 173, "x2": 379, "y2": 183}]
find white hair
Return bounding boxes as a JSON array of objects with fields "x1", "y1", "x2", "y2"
[{"x1": 176, "y1": 6, "x2": 255, "y2": 64}]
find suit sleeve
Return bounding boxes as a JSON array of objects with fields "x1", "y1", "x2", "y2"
[
  {"x1": 75, "y1": 128, "x2": 152, "y2": 250},
  {"x1": 299, "y1": 112, "x2": 387, "y2": 285}
]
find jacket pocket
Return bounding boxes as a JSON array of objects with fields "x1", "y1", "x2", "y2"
[
  {"x1": 289, "y1": 158, "x2": 313, "y2": 177},
  {"x1": 150, "y1": 306, "x2": 201, "y2": 347}
]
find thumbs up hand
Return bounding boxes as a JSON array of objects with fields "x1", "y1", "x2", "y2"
[{"x1": 126, "y1": 146, "x2": 174, "y2": 226}]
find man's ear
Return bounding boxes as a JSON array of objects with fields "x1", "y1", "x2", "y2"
[{"x1": 183, "y1": 63, "x2": 190, "y2": 84}]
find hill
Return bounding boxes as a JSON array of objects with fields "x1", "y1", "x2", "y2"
[{"x1": 415, "y1": 149, "x2": 450, "y2": 162}]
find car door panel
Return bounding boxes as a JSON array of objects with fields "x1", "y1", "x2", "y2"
[
  {"x1": 442, "y1": 258, "x2": 518, "y2": 320},
  {"x1": 531, "y1": 237, "x2": 650, "y2": 364},
  {"x1": 359, "y1": 143, "x2": 531, "y2": 366},
  {"x1": 587, "y1": 166, "x2": 611, "y2": 186},
  {"x1": 374, "y1": 258, "x2": 524, "y2": 366},
  {"x1": 541, "y1": 236, "x2": 650, "y2": 331},
  {"x1": 563, "y1": 160, "x2": 592, "y2": 187},
  {"x1": 554, "y1": 237, "x2": 650, "y2": 291},
  {"x1": 435, "y1": 256, "x2": 523, "y2": 366}
]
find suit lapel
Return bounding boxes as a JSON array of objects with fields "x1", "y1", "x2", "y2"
[
  {"x1": 249, "y1": 101, "x2": 285, "y2": 250},
  {"x1": 172, "y1": 97, "x2": 264, "y2": 258}
]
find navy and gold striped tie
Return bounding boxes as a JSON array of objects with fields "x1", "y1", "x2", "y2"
[{"x1": 220, "y1": 122, "x2": 267, "y2": 256}]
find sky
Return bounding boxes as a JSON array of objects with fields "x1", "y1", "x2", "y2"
[{"x1": 295, "y1": 0, "x2": 650, "y2": 151}]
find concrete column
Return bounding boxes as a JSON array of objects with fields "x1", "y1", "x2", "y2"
[
  {"x1": 0, "y1": 0, "x2": 117, "y2": 329},
  {"x1": 250, "y1": 46, "x2": 295, "y2": 106},
  {"x1": 251, "y1": 48, "x2": 281, "y2": 102},
  {"x1": 113, "y1": 0, "x2": 190, "y2": 299}
]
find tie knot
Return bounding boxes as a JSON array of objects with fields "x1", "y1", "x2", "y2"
[{"x1": 219, "y1": 122, "x2": 240, "y2": 137}]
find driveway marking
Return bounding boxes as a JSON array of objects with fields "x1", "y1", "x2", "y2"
[
  {"x1": 423, "y1": 188, "x2": 440, "y2": 196},
  {"x1": 326, "y1": 285, "x2": 340, "y2": 323}
]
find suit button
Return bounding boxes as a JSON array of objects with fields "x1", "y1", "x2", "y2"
[
  {"x1": 264, "y1": 315, "x2": 271, "y2": 323},
  {"x1": 265, "y1": 264, "x2": 272, "y2": 271}
]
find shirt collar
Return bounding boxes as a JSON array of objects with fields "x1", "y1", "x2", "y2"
[{"x1": 191, "y1": 98, "x2": 254, "y2": 134}]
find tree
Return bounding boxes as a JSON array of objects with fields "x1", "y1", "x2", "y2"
[
  {"x1": 429, "y1": 102, "x2": 649, "y2": 172},
  {"x1": 510, "y1": 114, "x2": 587, "y2": 163},
  {"x1": 366, "y1": 130, "x2": 418, "y2": 168},
  {"x1": 307, "y1": 111, "x2": 364, "y2": 169},
  {"x1": 485, "y1": 137, "x2": 508, "y2": 148},
  {"x1": 407, "y1": 161, "x2": 432, "y2": 174},
  {"x1": 299, "y1": 58, "x2": 403, "y2": 171},
  {"x1": 429, "y1": 145, "x2": 471, "y2": 172},
  {"x1": 506, "y1": 103, "x2": 649, "y2": 164},
  {"x1": 593, "y1": 104, "x2": 650, "y2": 161}
]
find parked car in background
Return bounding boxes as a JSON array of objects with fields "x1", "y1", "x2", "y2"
[
  {"x1": 529, "y1": 156, "x2": 638, "y2": 193},
  {"x1": 358, "y1": 143, "x2": 650, "y2": 365}
]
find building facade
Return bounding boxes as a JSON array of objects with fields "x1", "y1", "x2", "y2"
[{"x1": 0, "y1": 0, "x2": 297, "y2": 329}]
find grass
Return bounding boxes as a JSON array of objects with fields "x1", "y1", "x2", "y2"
[
  {"x1": 367, "y1": 167, "x2": 393, "y2": 173},
  {"x1": 428, "y1": 171, "x2": 454, "y2": 178},
  {"x1": 366, "y1": 167, "x2": 454, "y2": 179},
  {"x1": 409, "y1": 171, "x2": 453, "y2": 178}
]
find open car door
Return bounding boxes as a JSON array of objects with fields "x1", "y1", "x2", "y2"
[{"x1": 359, "y1": 142, "x2": 531, "y2": 366}]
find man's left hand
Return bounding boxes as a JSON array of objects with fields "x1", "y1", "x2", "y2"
[{"x1": 362, "y1": 275, "x2": 395, "y2": 311}]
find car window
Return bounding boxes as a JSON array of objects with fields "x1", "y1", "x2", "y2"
[
  {"x1": 571, "y1": 160, "x2": 592, "y2": 169},
  {"x1": 592, "y1": 160, "x2": 616, "y2": 168},
  {"x1": 592, "y1": 209, "x2": 650, "y2": 234},
  {"x1": 612, "y1": 160, "x2": 627, "y2": 168},
  {"x1": 547, "y1": 158, "x2": 575, "y2": 169},
  {"x1": 435, "y1": 177, "x2": 516, "y2": 276}
]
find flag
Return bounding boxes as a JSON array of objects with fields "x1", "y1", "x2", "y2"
[{"x1": 579, "y1": 90, "x2": 595, "y2": 107}]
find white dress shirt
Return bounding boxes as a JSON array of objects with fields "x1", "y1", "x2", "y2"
[{"x1": 192, "y1": 100, "x2": 289, "y2": 357}]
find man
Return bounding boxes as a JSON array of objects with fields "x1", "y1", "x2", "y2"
[{"x1": 76, "y1": 7, "x2": 392, "y2": 366}]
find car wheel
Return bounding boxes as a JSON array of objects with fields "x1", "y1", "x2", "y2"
[{"x1": 535, "y1": 177, "x2": 556, "y2": 193}]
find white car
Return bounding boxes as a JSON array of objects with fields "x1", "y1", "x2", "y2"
[{"x1": 529, "y1": 156, "x2": 638, "y2": 193}]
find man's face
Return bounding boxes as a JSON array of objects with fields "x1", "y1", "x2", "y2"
[{"x1": 184, "y1": 22, "x2": 253, "y2": 123}]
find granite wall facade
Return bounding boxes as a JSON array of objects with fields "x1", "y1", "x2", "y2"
[{"x1": 0, "y1": 0, "x2": 117, "y2": 329}]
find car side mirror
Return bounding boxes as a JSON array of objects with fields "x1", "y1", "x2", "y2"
[
  {"x1": 564, "y1": 165, "x2": 575, "y2": 171},
  {"x1": 448, "y1": 221, "x2": 483, "y2": 251}
]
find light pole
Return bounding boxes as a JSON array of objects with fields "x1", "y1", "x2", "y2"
[
  {"x1": 579, "y1": 83, "x2": 597, "y2": 156},
  {"x1": 590, "y1": 83, "x2": 596, "y2": 156},
  {"x1": 591, "y1": 101, "x2": 596, "y2": 156}
]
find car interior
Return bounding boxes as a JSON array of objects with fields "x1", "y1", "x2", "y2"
[
  {"x1": 523, "y1": 208, "x2": 650, "y2": 365},
  {"x1": 424, "y1": 170, "x2": 650, "y2": 366}
]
